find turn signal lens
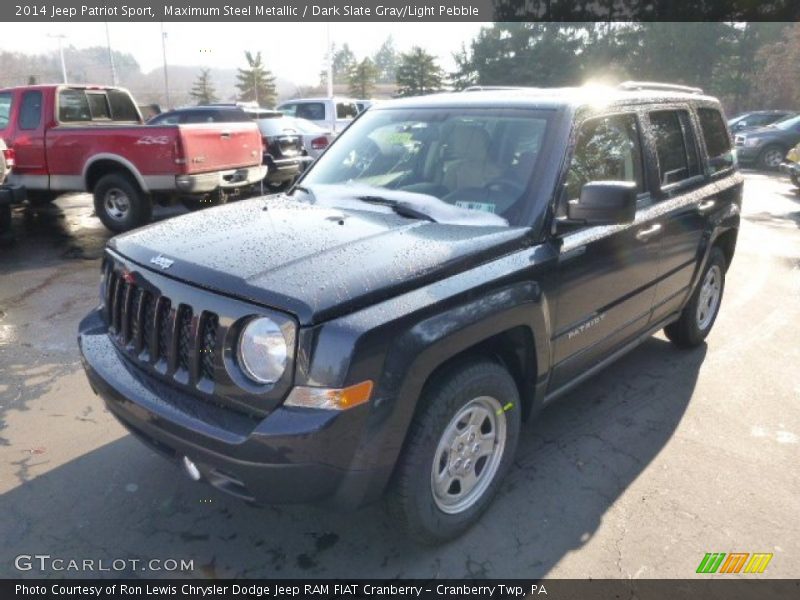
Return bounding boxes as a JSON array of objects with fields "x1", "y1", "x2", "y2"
[{"x1": 284, "y1": 380, "x2": 373, "y2": 410}]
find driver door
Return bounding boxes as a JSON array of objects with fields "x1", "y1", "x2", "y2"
[{"x1": 548, "y1": 112, "x2": 663, "y2": 393}]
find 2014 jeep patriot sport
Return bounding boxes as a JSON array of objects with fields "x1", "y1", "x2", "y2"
[{"x1": 78, "y1": 82, "x2": 741, "y2": 543}]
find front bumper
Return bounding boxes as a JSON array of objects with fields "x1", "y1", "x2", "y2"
[
  {"x1": 176, "y1": 165, "x2": 267, "y2": 193},
  {"x1": 78, "y1": 310, "x2": 384, "y2": 507}
]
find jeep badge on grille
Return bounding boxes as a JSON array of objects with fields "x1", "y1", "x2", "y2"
[{"x1": 150, "y1": 254, "x2": 174, "y2": 270}]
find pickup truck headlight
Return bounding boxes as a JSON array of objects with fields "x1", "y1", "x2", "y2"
[{"x1": 237, "y1": 317, "x2": 288, "y2": 384}]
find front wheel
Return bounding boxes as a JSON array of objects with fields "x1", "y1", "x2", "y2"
[
  {"x1": 386, "y1": 359, "x2": 521, "y2": 544},
  {"x1": 758, "y1": 145, "x2": 785, "y2": 170},
  {"x1": 665, "y1": 247, "x2": 726, "y2": 348},
  {"x1": 93, "y1": 173, "x2": 152, "y2": 233}
]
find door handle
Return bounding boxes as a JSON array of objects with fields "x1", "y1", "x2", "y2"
[
  {"x1": 698, "y1": 199, "x2": 716, "y2": 213},
  {"x1": 220, "y1": 130, "x2": 231, "y2": 139},
  {"x1": 635, "y1": 223, "x2": 662, "y2": 242}
]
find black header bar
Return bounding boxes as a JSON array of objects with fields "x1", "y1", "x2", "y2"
[
  {"x1": 3, "y1": 579, "x2": 799, "y2": 600},
  {"x1": 2, "y1": 0, "x2": 799, "y2": 22}
]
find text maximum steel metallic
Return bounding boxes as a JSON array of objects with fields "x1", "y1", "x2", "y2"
[{"x1": 79, "y1": 83, "x2": 741, "y2": 543}]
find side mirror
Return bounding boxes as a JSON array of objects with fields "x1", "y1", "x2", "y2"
[{"x1": 567, "y1": 181, "x2": 637, "y2": 225}]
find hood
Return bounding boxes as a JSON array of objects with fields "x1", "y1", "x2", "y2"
[{"x1": 109, "y1": 196, "x2": 528, "y2": 325}]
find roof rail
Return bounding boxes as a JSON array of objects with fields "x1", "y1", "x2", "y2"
[{"x1": 618, "y1": 81, "x2": 704, "y2": 95}]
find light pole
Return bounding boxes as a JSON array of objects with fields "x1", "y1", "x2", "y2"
[
  {"x1": 160, "y1": 23, "x2": 171, "y2": 108},
  {"x1": 326, "y1": 21, "x2": 333, "y2": 98},
  {"x1": 48, "y1": 33, "x2": 68, "y2": 83},
  {"x1": 105, "y1": 22, "x2": 118, "y2": 86}
]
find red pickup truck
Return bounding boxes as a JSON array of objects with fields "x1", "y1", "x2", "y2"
[{"x1": 0, "y1": 84, "x2": 266, "y2": 231}]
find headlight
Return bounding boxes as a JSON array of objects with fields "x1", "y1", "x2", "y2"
[
  {"x1": 744, "y1": 137, "x2": 762, "y2": 147},
  {"x1": 237, "y1": 317, "x2": 288, "y2": 384}
]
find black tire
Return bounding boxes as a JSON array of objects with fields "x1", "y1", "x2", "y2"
[
  {"x1": 758, "y1": 145, "x2": 786, "y2": 170},
  {"x1": 0, "y1": 204, "x2": 11, "y2": 233},
  {"x1": 386, "y1": 358, "x2": 521, "y2": 544},
  {"x1": 665, "y1": 247, "x2": 727, "y2": 348},
  {"x1": 26, "y1": 190, "x2": 58, "y2": 206},
  {"x1": 93, "y1": 173, "x2": 152, "y2": 233},
  {"x1": 791, "y1": 172, "x2": 800, "y2": 190}
]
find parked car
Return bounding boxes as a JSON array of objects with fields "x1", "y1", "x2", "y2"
[
  {"x1": 728, "y1": 110, "x2": 795, "y2": 133},
  {"x1": 79, "y1": 82, "x2": 741, "y2": 544},
  {"x1": 284, "y1": 117, "x2": 333, "y2": 159},
  {"x1": 276, "y1": 97, "x2": 359, "y2": 133},
  {"x1": 734, "y1": 114, "x2": 800, "y2": 169},
  {"x1": 150, "y1": 105, "x2": 311, "y2": 190},
  {"x1": 0, "y1": 85, "x2": 266, "y2": 232},
  {"x1": 779, "y1": 141, "x2": 800, "y2": 188},
  {"x1": 0, "y1": 137, "x2": 11, "y2": 183},
  {"x1": 0, "y1": 137, "x2": 24, "y2": 234}
]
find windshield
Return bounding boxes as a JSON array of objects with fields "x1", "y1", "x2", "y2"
[
  {"x1": 773, "y1": 115, "x2": 800, "y2": 130},
  {"x1": 300, "y1": 107, "x2": 551, "y2": 226}
]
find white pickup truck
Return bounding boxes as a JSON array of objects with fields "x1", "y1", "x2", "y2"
[{"x1": 276, "y1": 97, "x2": 359, "y2": 133}]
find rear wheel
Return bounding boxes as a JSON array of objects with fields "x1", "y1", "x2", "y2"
[
  {"x1": 665, "y1": 247, "x2": 726, "y2": 348},
  {"x1": 93, "y1": 173, "x2": 151, "y2": 233},
  {"x1": 758, "y1": 145, "x2": 785, "y2": 170},
  {"x1": 386, "y1": 359, "x2": 521, "y2": 544}
]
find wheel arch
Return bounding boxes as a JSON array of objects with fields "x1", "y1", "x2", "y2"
[{"x1": 83, "y1": 154, "x2": 148, "y2": 193}]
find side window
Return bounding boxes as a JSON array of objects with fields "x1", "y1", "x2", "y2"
[
  {"x1": 149, "y1": 113, "x2": 179, "y2": 125},
  {"x1": 58, "y1": 89, "x2": 92, "y2": 122},
  {"x1": 565, "y1": 113, "x2": 644, "y2": 201},
  {"x1": 0, "y1": 92, "x2": 12, "y2": 130},
  {"x1": 183, "y1": 111, "x2": 215, "y2": 123},
  {"x1": 107, "y1": 90, "x2": 140, "y2": 122},
  {"x1": 336, "y1": 102, "x2": 358, "y2": 119},
  {"x1": 18, "y1": 90, "x2": 42, "y2": 130},
  {"x1": 279, "y1": 103, "x2": 297, "y2": 117},
  {"x1": 697, "y1": 108, "x2": 734, "y2": 175},
  {"x1": 649, "y1": 110, "x2": 701, "y2": 186},
  {"x1": 87, "y1": 93, "x2": 111, "y2": 120},
  {"x1": 296, "y1": 103, "x2": 325, "y2": 121}
]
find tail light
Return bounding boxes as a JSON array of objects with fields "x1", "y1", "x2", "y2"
[
  {"x1": 173, "y1": 137, "x2": 186, "y2": 165},
  {"x1": 311, "y1": 136, "x2": 329, "y2": 151},
  {"x1": 2, "y1": 147, "x2": 15, "y2": 168}
]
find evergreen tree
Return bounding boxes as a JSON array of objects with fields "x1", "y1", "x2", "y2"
[
  {"x1": 395, "y1": 47, "x2": 444, "y2": 97},
  {"x1": 373, "y1": 36, "x2": 399, "y2": 83},
  {"x1": 189, "y1": 69, "x2": 218, "y2": 104},
  {"x1": 348, "y1": 58, "x2": 378, "y2": 98},
  {"x1": 236, "y1": 51, "x2": 277, "y2": 107}
]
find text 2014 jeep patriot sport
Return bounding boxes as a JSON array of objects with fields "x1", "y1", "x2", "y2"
[{"x1": 79, "y1": 83, "x2": 741, "y2": 543}]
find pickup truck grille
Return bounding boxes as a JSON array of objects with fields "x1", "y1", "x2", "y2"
[{"x1": 104, "y1": 264, "x2": 219, "y2": 386}]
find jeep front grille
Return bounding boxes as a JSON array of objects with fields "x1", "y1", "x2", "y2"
[{"x1": 105, "y1": 265, "x2": 219, "y2": 387}]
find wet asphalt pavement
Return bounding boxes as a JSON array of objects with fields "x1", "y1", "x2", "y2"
[{"x1": 0, "y1": 173, "x2": 798, "y2": 579}]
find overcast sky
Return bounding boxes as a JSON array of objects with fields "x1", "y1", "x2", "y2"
[{"x1": 0, "y1": 22, "x2": 487, "y2": 84}]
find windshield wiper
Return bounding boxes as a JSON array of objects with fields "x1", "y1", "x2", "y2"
[{"x1": 355, "y1": 195, "x2": 438, "y2": 222}]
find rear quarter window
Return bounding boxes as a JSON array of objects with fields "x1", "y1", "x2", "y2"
[
  {"x1": 107, "y1": 90, "x2": 140, "y2": 121},
  {"x1": 0, "y1": 92, "x2": 14, "y2": 130},
  {"x1": 697, "y1": 108, "x2": 734, "y2": 175}
]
